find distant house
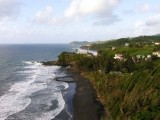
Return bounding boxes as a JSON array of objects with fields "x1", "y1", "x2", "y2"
[
  {"x1": 114, "y1": 54, "x2": 123, "y2": 60},
  {"x1": 112, "y1": 47, "x2": 116, "y2": 50},
  {"x1": 155, "y1": 42, "x2": 160, "y2": 45},
  {"x1": 147, "y1": 55, "x2": 151, "y2": 58},
  {"x1": 76, "y1": 48, "x2": 98, "y2": 56},
  {"x1": 85, "y1": 44, "x2": 91, "y2": 47},
  {"x1": 152, "y1": 52, "x2": 160, "y2": 57},
  {"x1": 136, "y1": 55, "x2": 141, "y2": 59},
  {"x1": 125, "y1": 43, "x2": 129, "y2": 47},
  {"x1": 145, "y1": 55, "x2": 152, "y2": 61},
  {"x1": 142, "y1": 55, "x2": 145, "y2": 59}
]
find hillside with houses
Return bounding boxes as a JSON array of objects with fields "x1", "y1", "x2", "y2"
[
  {"x1": 57, "y1": 35, "x2": 160, "y2": 120},
  {"x1": 80, "y1": 35, "x2": 160, "y2": 72}
]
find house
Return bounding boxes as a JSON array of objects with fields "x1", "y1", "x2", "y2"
[
  {"x1": 155, "y1": 42, "x2": 160, "y2": 45},
  {"x1": 142, "y1": 55, "x2": 145, "y2": 59},
  {"x1": 76, "y1": 48, "x2": 98, "y2": 56},
  {"x1": 147, "y1": 55, "x2": 151, "y2": 58},
  {"x1": 136, "y1": 55, "x2": 141, "y2": 59},
  {"x1": 114, "y1": 54, "x2": 123, "y2": 60},
  {"x1": 85, "y1": 44, "x2": 91, "y2": 46},
  {"x1": 125, "y1": 43, "x2": 129, "y2": 47},
  {"x1": 112, "y1": 47, "x2": 116, "y2": 50},
  {"x1": 152, "y1": 52, "x2": 160, "y2": 57}
]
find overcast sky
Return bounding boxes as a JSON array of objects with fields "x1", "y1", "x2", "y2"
[{"x1": 0, "y1": 0, "x2": 159, "y2": 44}]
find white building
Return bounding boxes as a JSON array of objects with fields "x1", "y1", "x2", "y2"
[
  {"x1": 152, "y1": 52, "x2": 160, "y2": 57},
  {"x1": 147, "y1": 55, "x2": 151, "y2": 58},
  {"x1": 155, "y1": 42, "x2": 160, "y2": 45},
  {"x1": 112, "y1": 47, "x2": 116, "y2": 50},
  {"x1": 136, "y1": 55, "x2": 141, "y2": 59},
  {"x1": 125, "y1": 43, "x2": 129, "y2": 47},
  {"x1": 114, "y1": 54, "x2": 123, "y2": 60},
  {"x1": 76, "y1": 48, "x2": 98, "y2": 56}
]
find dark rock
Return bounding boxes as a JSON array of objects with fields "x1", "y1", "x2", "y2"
[{"x1": 41, "y1": 61, "x2": 57, "y2": 66}]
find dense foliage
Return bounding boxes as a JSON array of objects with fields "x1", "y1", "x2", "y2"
[
  {"x1": 57, "y1": 51, "x2": 157, "y2": 73},
  {"x1": 90, "y1": 35, "x2": 160, "y2": 50},
  {"x1": 57, "y1": 51, "x2": 160, "y2": 120},
  {"x1": 87, "y1": 69, "x2": 160, "y2": 120},
  {"x1": 57, "y1": 35, "x2": 160, "y2": 120}
]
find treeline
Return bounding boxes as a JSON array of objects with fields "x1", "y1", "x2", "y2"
[
  {"x1": 87, "y1": 68, "x2": 160, "y2": 120},
  {"x1": 57, "y1": 51, "x2": 156, "y2": 73},
  {"x1": 57, "y1": 52, "x2": 160, "y2": 120},
  {"x1": 90, "y1": 35, "x2": 160, "y2": 50}
]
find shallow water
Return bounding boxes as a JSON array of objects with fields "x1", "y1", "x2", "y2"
[{"x1": 0, "y1": 44, "x2": 75, "y2": 120}]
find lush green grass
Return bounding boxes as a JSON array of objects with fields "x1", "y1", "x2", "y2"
[
  {"x1": 116, "y1": 45, "x2": 154, "y2": 56},
  {"x1": 90, "y1": 35, "x2": 160, "y2": 50},
  {"x1": 86, "y1": 68, "x2": 160, "y2": 120},
  {"x1": 98, "y1": 45, "x2": 155, "y2": 58},
  {"x1": 57, "y1": 52, "x2": 160, "y2": 120},
  {"x1": 57, "y1": 34, "x2": 160, "y2": 119}
]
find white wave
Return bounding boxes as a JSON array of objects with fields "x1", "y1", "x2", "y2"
[
  {"x1": 76, "y1": 48, "x2": 98, "y2": 56},
  {"x1": 63, "y1": 82, "x2": 69, "y2": 90},
  {"x1": 56, "y1": 81, "x2": 69, "y2": 90},
  {"x1": 0, "y1": 94, "x2": 31, "y2": 120},
  {"x1": 0, "y1": 76, "x2": 39, "y2": 120},
  {"x1": 35, "y1": 92, "x2": 65, "y2": 120},
  {"x1": 17, "y1": 70, "x2": 38, "y2": 74},
  {"x1": 23, "y1": 61, "x2": 42, "y2": 66},
  {"x1": 0, "y1": 61, "x2": 69, "y2": 120},
  {"x1": 23, "y1": 61, "x2": 33, "y2": 65}
]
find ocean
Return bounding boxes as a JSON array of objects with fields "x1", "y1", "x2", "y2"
[{"x1": 0, "y1": 44, "x2": 76, "y2": 120}]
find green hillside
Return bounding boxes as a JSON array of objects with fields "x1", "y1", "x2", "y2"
[
  {"x1": 90, "y1": 35, "x2": 160, "y2": 51},
  {"x1": 57, "y1": 35, "x2": 160, "y2": 120}
]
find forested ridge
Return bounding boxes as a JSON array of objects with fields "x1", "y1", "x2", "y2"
[{"x1": 57, "y1": 35, "x2": 160, "y2": 120}]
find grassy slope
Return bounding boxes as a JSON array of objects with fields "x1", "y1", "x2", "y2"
[
  {"x1": 85, "y1": 68, "x2": 160, "y2": 120},
  {"x1": 57, "y1": 52, "x2": 160, "y2": 120},
  {"x1": 90, "y1": 35, "x2": 160, "y2": 51},
  {"x1": 57, "y1": 35, "x2": 160, "y2": 119}
]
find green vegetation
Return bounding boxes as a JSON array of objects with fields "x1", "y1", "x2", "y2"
[
  {"x1": 90, "y1": 35, "x2": 160, "y2": 51},
  {"x1": 70, "y1": 41, "x2": 90, "y2": 46},
  {"x1": 57, "y1": 35, "x2": 160, "y2": 120},
  {"x1": 87, "y1": 69, "x2": 160, "y2": 120}
]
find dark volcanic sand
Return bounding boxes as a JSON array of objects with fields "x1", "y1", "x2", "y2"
[{"x1": 69, "y1": 68, "x2": 104, "y2": 120}]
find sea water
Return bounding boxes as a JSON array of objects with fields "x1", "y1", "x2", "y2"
[{"x1": 0, "y1": 44, "x2": 75, "y2": 120}]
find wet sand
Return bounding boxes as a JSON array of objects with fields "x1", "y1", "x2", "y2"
[{"x1": 69, "y1": 68, "x2": 104, "y2": 120}]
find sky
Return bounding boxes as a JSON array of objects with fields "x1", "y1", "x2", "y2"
[{"x1": 0, "y1": 0, "x2": 160, "y2": 44}]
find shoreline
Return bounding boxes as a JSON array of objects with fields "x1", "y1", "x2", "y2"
[
  {"x1": 54, "y1": 83, "x2": 76, "y2": 120},
  {"x1": 41, "y1": 61, "x2": 104, "y2": 120},
  {"x1": 68, "y1": 67, "x2": 104, "y2": 120}
]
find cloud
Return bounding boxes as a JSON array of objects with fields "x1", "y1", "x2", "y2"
[
  {"x1": 123, "y1": 3, "x2": 151, "y2": 16},
  {"x1": 33, "y1": 0, "x2": 121, "y2": 26},
  {"x1": 94, "y1": 15, "x2": 120, "y2": 25},
  {"x1": 0, "y1": 0, "x2": 22, "y2": 20},
  {"x1": 65, "y1": 0, "x2": 122, "y2": 25},
  {"x1": 64, "y1": 0, "x2": 121, "y2": 18},
  {"x1": 0, "y1": 0, "x2": 24, "y2": 43},
  {"x1": 127, "y1": 14, "x2": 160, "y2": 37},
  {"x1": 138, "y1": 3, "x2": 150, "y2": 13},
  {"x1": 123, "y1": 10, "x2": 136, "y2": 15},
  {"x1": 134, "y1": 21, "x2": 145, "y2": 28},
  {"x1": 133, "y1": 21, "x2": 150, "y2": 35},
  {"x1": 146, "y1": 14, "x2": 160, "y2": 26},
  {"x1": 33, "y1": 6, "x2": 54, "y2": 24},
  {"x1": 33, "y1": 6, "x2": 73, "y2": 26}
]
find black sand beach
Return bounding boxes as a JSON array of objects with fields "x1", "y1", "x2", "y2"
[
  {"x1": 69, "y1": 68, "x2": 104, "y2": 120},
  {"x1": 42, "y1": 62, "x2": 104, "y2": 120}
]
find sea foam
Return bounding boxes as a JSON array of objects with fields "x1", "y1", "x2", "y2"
[{"x1": 0, "y1": 61, "x2": 67, "y2": 120}]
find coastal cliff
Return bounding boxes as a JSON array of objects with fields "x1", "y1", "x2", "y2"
[
  {"x1": 56, "y1": 51, "x2": 160, "y2": 120},
  {"x1": 56, "y1": 35, "x2": 160, "y2": 120},
  {"x1": 43, "y1": 35, "x2": 160, "y2": 119}
]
